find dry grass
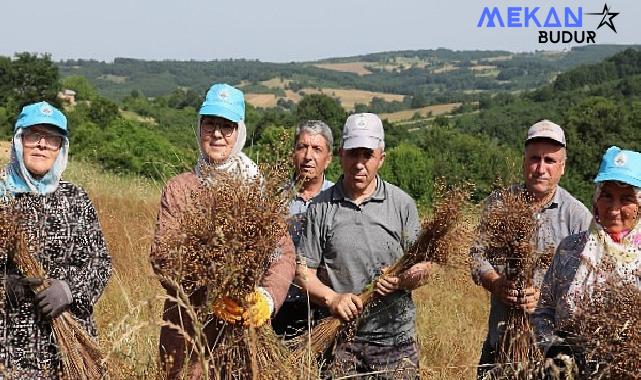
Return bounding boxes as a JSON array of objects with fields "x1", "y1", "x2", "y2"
[
  {"x1": 432, "y1": 64, "x2": 458, "y2": 74},
  {"x1": 245, "y1": 87, "x2": 405, "y2": 111},
  {"x1": 325, "y1": 88, "x2": 404, "y2": 110},
  {"x1": 260, "y1": 78, "x2": 293, "y2": 89},
  {"x1": 1, "y1": 160, "x2": 492, "y2": 379},
  {"x1": 380, "y1": 103, "x2": 462, "y2": 122},
  {"x1": 66, "y1": 162, "x2": 165, "y2": 378},
  {"x1": 0, "y1": 140, "x2": 10, "y2": 162},
  {"x1": 469, "y1": 65, "x2": 498, "y2": 72},
  {"x1": 480, "y1": 55, "x2": 513, "y2": 63},
  {"x1": 245, "y1": 93, "x2": 281, "y2": 108},
  {"x1": 415, "y1": 266, "x2": 489, "y2": 379},
  {"x1": 312, "y1": 62, "x2": 373, "y2": 76}
]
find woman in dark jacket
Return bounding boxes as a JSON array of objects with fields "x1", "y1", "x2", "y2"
[{"x1": 0, "y1": 101, "x2": 112, "y2": 378}]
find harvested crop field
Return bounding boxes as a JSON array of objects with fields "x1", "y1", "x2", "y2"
[
  {"x1": 245, "y1": 87, "x2": 404, "y2": 110},
  {"x1": 381, "y1": 102, "x2": 462, "y2": 122},
  {"x1": 313, "y1": 62, "x2": 373, "y2": 76},
  {"x1": 244, "y1": 93, "x2": 282, "y2": 108},
  {"x1": 260, "y1": 78, "x2": 292, "y2": 89}
]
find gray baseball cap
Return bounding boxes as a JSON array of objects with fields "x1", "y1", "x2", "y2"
[
  {"x1": 526, "y1": 119, "x2": 566, "y2": 147},
  {"x1": 342, "y1": 113, "x2": 384, "y2": 150}
]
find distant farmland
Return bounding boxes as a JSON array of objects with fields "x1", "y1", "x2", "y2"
[
  {"x1": 244, "y1": 83, "x2": 405, "y2": 111},
  {"x1": 312, "y1": 62, "x2": 373, "y2": 76},
  {"x1": 380, "y1": 102, "x2": 462, "y2": 122}
]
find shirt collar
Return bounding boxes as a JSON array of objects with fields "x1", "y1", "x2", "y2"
[
  {"x1": 333, "y1": 175, "x2": 386, "y2": 203},
  {"x1": 290, "y1": 175, "x2": 333, "y2": 201},
  {"x1": 547, "y1": 187, "x2": 561, "y2": 209},
  {"x1": 520, "y1": 183, "x2": 560, "y2": 210}
]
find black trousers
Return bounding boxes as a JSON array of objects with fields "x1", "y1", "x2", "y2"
[{"x1": 271, "y1": 300, "x2": 313, "y2": 340}]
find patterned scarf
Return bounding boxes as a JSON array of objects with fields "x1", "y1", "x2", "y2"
[{"x1": 566, "y1": 215, "x2": 641, "y2": 313}]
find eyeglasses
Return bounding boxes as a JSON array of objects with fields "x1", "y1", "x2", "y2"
[
  {"x1": 22, "y1": 131, "x2": 63, "y2": 150},
  {"x1": 200, "y1": 121, "x2": 237, "y2": 138}
]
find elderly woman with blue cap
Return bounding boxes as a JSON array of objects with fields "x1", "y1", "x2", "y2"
[
  {"x1": 533, "y1": 146, "x2": 641, "y2": 375},
  {"x1": 0, "y1": 102, "x2": 112, "y2": 378},
  {"x1": 150, "y1": 84, "x2": 295, "y2": 379}
]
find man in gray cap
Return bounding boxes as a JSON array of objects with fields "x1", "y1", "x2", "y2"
[
  {"x1": 471, "y1": 119, "x2": 592, "y2": 378},
  {"x1": 296, "y1": 113, "x2": 431, "y2": 378}
]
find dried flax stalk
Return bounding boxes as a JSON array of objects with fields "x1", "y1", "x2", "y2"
[
  {"x1": 3, "y1": 204, "x2": 107, "y2": 379},
  {"x1": 481, "y1": 189, "x2": 548, "y2": 379},
  {"x1": 292, "y1": 182, "x2": 475, "y2": 359},
  {"x1": 569, "y1": 264, "x2": 641, "y2": 379},
  {"x1": 153, "y1": 160, "x2": 300, "y2": 379}
]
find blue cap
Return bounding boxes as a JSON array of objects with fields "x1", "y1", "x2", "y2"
[
  {"x1": 595, "y1": 146, "x2": 641, "y2": 188},
  {"x1": 15, "y1": 101, "x2": 68, "y2": 135},
  {"x1": 198, "y1": 84, "x2": 245, "y2": 122}
]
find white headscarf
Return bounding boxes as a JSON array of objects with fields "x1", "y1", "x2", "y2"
[
  {"x1": 0, "y1": 128, "x2": 69, "y2": 197},
  {"x1": 564, "y1": 182, "x2": 641, "y2": 312},
  {"x1": 194, "y1": 118, "x2": 259, "y2": 181}
]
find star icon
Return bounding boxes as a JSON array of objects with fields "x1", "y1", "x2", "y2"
[{"x1": 586, "y1": 4, "x2": 619, "y2": 33}]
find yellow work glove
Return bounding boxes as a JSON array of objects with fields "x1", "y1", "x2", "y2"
[
  {"x1": 211, "y1": 287, "x2": 274, "y2": 328},
  {"x1": 212, "y1": 297, "x2": 245, "y2": 324}
]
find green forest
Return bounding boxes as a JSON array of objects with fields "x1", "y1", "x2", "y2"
[{"x1": 2, "y1": 46, "x2": 641, "y2": 207}]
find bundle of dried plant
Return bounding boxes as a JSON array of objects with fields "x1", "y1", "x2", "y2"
[
  {"x1": 0, "y1": 200, "x2": 18, "y2": 254},
  {"x1": 292, "y1": 182, "x2": 475, "y2": 360},
  {"x1": 5, "y1": 207, "x2": 107, "y2": 379},
  {"x1": 569, "y1": 265, "x2": 641, "y2": 379},
  {"x1": 480, "y1": 188, "x2": 550, "y2": 379},
  {"x1": 151, "y1": 158, "x2": 301, "y2": 379}
]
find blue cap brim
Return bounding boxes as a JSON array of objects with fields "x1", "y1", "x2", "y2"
[
  {"x1": 15, "y1": 116, "x2": 68, "y2": 135},
  {"x1": 199, "y1": 104, "x2": 242, "y2": 123},
  {"x1": 595, "y1": 171, "x2": 641, "y2": 188}
]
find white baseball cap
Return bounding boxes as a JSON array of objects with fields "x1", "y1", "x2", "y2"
[
  {"x1": 342, "y1": 113, "x2": 384, "y2": 150},
  {"x1": 526, "y1": 120, "x2": 566, "y2": 147}
]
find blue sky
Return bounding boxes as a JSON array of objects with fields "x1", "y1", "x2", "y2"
[{"x1": 1, "y1": 0, "x2": 638, "y2": 62}]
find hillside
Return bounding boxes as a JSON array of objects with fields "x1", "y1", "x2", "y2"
[
  {"x1": 3, "y1": 46, "x2": 641, "y2": 379},
  {"x1": 2, "y1": 47, "x2": 641, "y2": 207},
  {"x1": 57, "y1": 45, "x2": 641, "y2": 113},
  {"x1": 451, "y1": 48, "x2": 641, "y2": 204}
]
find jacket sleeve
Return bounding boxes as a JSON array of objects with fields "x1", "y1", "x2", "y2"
[
  {"x1": 260, "y1": 234, "x2": 295, "y2": 314},
  {"x1": 149, "y1": 176, "x2": 195, "y2": 294},
  {"x1": 65, "y1": 190, "x2": 112, "y2": 319},
  {"x1": 150, "y1": 180, "x2": 181, "y2": 278}
]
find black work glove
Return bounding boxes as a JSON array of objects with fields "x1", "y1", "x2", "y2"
[
  {"x1": 544, "y1": 331, "x2": 587, "y2": 377},
  {"x1": 4, "y1": 275, "x2": 43, "y2": 306},
  {"x1": 36, "y1": 279, "x2": 73, "y2": 319}
]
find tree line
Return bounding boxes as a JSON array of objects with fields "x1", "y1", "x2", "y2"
[{"x1": 2, "y1": 48, "x2": 641, "y2": 208}]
